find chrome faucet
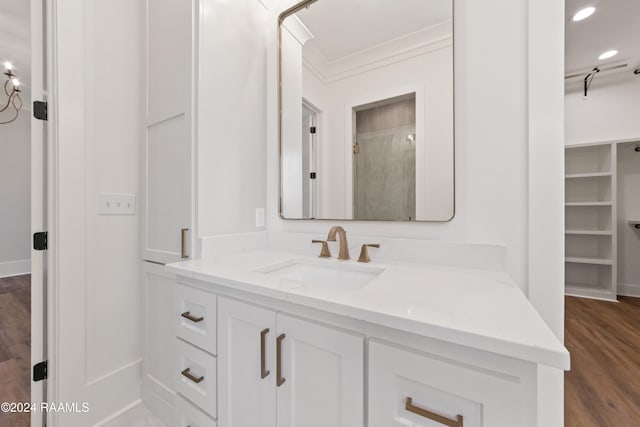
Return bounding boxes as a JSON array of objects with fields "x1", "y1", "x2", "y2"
[{"x1": 327, "y1": 226, "x2": 350, "y2": 260}]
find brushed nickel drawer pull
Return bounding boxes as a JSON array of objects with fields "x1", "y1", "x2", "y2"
[
  {"x1": 181, "y1": 368, "x2": 204, "y2": 384},
  {"x1": 181, "y1": 311, "x2": 204, "y2": 323},
  {"x1": 405, "y1": 397, "x2": 463, "y2": 427},
  {"x1": 261, "y1": 328, "x2": 270, "y2": 379},
  {"x1": 276, "y1": 333, "x2": 286, "y2": 386},
  {"x1": 181, "y1": 228, "x2": 189, "y2": 259}
]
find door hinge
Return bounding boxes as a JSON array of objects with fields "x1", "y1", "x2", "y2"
[
  {"x1": 310, "y1": 172, "x2": 316, "y2": 180},
  {"x1": 33, "y1": 232, "x2": 48, "y2": 251},
  {"x1": 353, "y1": 143, "x2": 360, "y2": 154},
  {"x1": 33, "y1": 101, "x2": 48, "y2": 121},
  {"x1": 310, "y1": 126, "x2": 316, "y2": 134},
  {"x1": 33, "y1": 361, "x2": 47, "y2": 381}
]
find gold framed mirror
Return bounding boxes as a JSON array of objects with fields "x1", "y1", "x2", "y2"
[{"x1": 278, "y1": 0, "x2": 454, "y2": 221}]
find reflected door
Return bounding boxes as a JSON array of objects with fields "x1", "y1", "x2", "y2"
[
  {"x1": 302, "y1": 101, "x2": 318, "y2": 219},
  {"x1": 353, "y1": 94, "x2": 416, "y2": 221}
]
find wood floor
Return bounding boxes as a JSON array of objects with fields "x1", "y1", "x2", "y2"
[
  {"x1": 0, "y1": 275, "x2": 30, "y2": 427},
  {"x1": 565, "y1": 295, "x2": 640, "y2": 426}
]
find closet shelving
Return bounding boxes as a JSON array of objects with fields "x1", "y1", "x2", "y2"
[{"x1": 565, "y1": 142, "x2": 617, "y2": 301}]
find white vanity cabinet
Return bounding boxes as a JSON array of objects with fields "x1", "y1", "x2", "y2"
[
  {"x1": 174, "y1": 281, "x2": 540, "y2": 427},
  {"x1": 165, "y1": 256, "x2": 567, "y2": 427},
  {"x1": 218, "y1": 297, "x2": 365, "y2": 427}
]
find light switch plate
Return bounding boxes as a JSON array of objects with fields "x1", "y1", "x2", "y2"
[
  {"x1": 255, "y1": 208, "x2": 265, "y2": 227},
  {"x1": 99, "y1": 193, "x2": 136, "y2": 215}
]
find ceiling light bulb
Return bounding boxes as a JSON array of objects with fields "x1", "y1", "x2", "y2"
[
  {"x1": 573, "y1": 7, "x2": 595, "y2": 21},
  {"x1": 598, "y1": 50, "x2": 618, "y2": 60},
  {"x1": 4, "y1": 61, "x2": 13, "y2": 71}
]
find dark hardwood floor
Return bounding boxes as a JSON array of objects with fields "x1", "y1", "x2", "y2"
[
  {"x1": 0, "y1": 274, "x2": 30, "y2": 427},
  {"x1": 565, "y1": 295, "x2": 640, "y2": 426}
]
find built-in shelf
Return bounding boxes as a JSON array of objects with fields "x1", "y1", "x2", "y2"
[
  {"x1": 565, "y1": 142, "x2": 618, "y2": 301},
  {"x1": 565, "y1": 257, "x2": 613, "y2": 266},
  {"x1": 565, "y1": 284, "x2": 617, "y2": 302},
  {"x1": 565, "y1": 201, "x2": 613, "y2": 207},
  {"x1": 565, "y1": 172, "x2": 612, "y2": 179},
  {"x1": 565, "y1": 230, "x2": 612, "y2": 236}
]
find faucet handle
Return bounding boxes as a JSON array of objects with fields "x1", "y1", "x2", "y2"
[
  {"x1": 358, "y1": 244, "x2": 380, "y2": 263},
  {"x1": 312, "y1": 240, "x2": 332, "y2": 258}
]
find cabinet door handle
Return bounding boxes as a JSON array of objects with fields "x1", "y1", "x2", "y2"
[
  {"x1": 405, "y1": 397, "x2": 463, "y2": 427},
  {"x1": 260, "y1": 328, "x2": 270, "y2": 379},
  {"x1": 181, "y1": 311, "x2": 203, "y2": 323},
  {"x1": 181, "y1": 228, "x2": 189, "y2": 259},
  {"x1": 276, "y1": 333, "x2": 286, "y2": 386},
  {"x1": 181, "y1": 368, "x2": 204, "y2": 384}
]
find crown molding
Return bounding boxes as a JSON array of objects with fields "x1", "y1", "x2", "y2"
[{"x1": 303, "y1": 20, "x2": 452, "y2": 84}]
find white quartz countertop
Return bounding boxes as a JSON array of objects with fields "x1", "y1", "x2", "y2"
[{"x1": 166, "y1": 250, "x2": 570, "y2": 370}]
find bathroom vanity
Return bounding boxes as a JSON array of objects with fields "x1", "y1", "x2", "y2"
[
  {"x1": 153, "y1": 240, "x2": 568, "y2": 427},
  {"x1": 135, "y1": 0, "x2": 569, "y2": 426}
]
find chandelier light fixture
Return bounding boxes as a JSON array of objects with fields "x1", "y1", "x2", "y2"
[{"x1": 1, "y1": 61, "x2": 23, "y2": 125}]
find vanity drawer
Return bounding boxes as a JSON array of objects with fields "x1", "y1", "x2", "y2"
[
  {"x1": 175, "y1": 395, "x2": 217, "y2": 427},
  {"x1": 175, "y1": 339, "x2": 217, "y2": 418},
  {"x1": 369, "y1": 340, "x2": 527, "y2": 427},
  {"x1": 175, "y1": 283, "x2": 217, "y2": 354}
]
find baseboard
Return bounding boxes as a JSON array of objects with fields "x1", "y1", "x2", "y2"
[
  {"x1": 142, "y1": 383, "x2": 174, "y2": 426},
  {"x1": 618, "y1": 283, "x2": 640, "y2": 298},
  {"x1": 92, "y1": 399, "x2": 142, "y2": 427},
  {"x1": 0, "y1": 259, "x2": 31, "y2": 278}
]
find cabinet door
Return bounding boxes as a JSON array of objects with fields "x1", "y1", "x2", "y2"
[
  {"x1": 142, "y1": 0, "x2": 195, "y2": 264},
  {"x1": 276, "y1": 314, "x2": 365, "y2": 427},
  {"x1": 218, "y1": 298, "x2": 276, "y2": 427},
  {"x1": 142, "y1": 262, "x2": 176, "y2": 407},
  {"x1": 369, "y1": 340, "x2": 533, "y2": 427}
]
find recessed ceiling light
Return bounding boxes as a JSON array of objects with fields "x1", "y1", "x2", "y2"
[
  {"x1": 573, "y1": 6, "x2": 595, "y2": 21},
  {"x1": 598, "y1": 50, "x2": 618, "y2": 60}
]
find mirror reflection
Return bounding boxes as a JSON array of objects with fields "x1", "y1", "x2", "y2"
[{"x1": 279, "y1": 0, "x2": 454, "y2": 221}]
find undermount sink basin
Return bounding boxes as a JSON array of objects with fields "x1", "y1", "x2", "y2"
[{"x1": 257, "y1": 259, "x2": 384, "y2": 290}]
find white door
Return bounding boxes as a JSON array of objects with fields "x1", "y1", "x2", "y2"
[
  {"x1": 30, "y1": 0, "x2": 47, "y2": 425},
  {"x1": 218, "y1": 298, "x2": 277, "y2": 427},
  {"x1": 142, "y1": 0, "x2": 195, "y2": 264},
  {"x1": 276, "y1": 314, "x2": 365, "y2": 427}
]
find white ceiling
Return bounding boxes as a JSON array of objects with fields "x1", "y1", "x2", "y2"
[
  {"x1": 295, "y1": 0, "x2": 452, "y2": 62},
  {"x1": 565, "y1": 0, "x2": 640, "y2": 73},
  {"x1": 0, "y1": 0, "x2": 30, "y2": 97}
]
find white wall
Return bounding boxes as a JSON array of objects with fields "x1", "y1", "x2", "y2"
[
  {"x1": 565, "y1": 76, "x2": 640, "y2": 145},
  {"x1": 268, "y1": 0, "x2": 530, "y2": 294},
  {"x1": 51, "y1": 0, "x2": 144, "y2": 425},
  {"x1": 0, "y1": 112, "x2": 31, "y2": 277},
  {"x1": 197, "y1": 0, "x2": 268, "y2": 239}
]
